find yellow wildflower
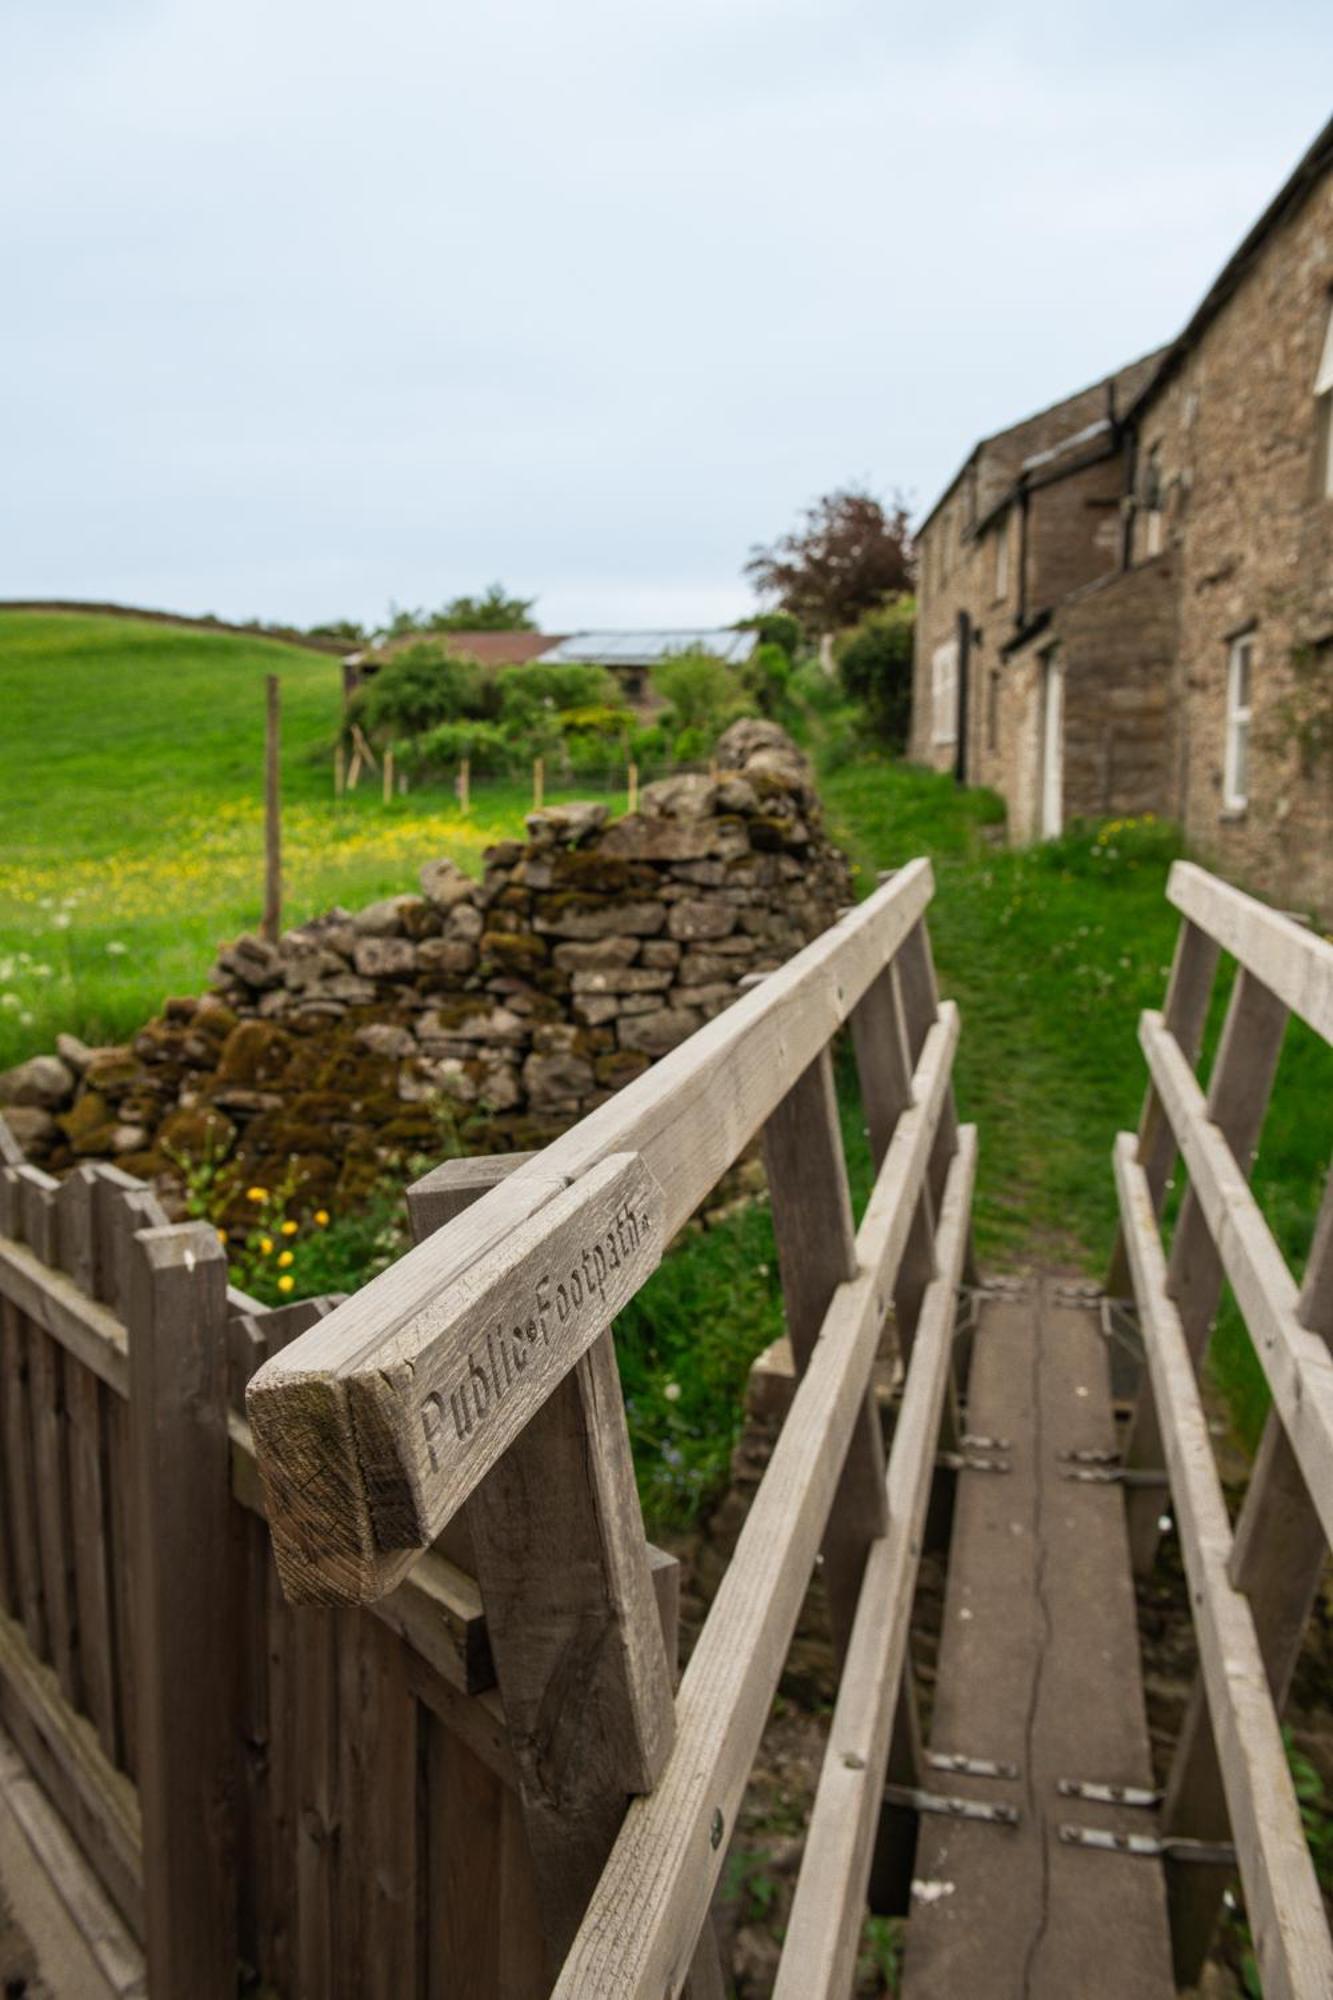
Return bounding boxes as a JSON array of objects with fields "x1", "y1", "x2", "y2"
[
  {"x1": 277, "y1": 1250, "x2": 293, "y2": 1268},
  {"x1": 314, "y1": 1209, "x2": 330, "y2": 1227},
  {"x1": 246, "y1": 1186, "x2": 268, "y2": 1203},
  {"x1": 280, "y1": 1219, "x2": 298, "y2": 1237},
  {"x1": 216, "y1": 1228, "x2": 228, "y2": 1245},
  {"x1": 277, "y1": 1274, "x2": 294, "y2": 1294},
  {"x1": 259, "y1": 1236, "x2": 273, "y2": 1255}
]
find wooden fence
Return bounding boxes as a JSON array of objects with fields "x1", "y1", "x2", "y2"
[{"x1": 1112, "y1": 859, "x2": 1333, "y2": 1999}]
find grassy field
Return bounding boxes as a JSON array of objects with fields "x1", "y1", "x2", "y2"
[
  {"x1": 3, "y1": 608, "x2": 1327, "y2": 1499},
  {"x1": 0, "y1": 610, "x2": 629, "y2": 1068}
]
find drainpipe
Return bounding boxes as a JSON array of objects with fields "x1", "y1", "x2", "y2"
[
  {"x1": 1017, "y1": 486, "x2": 1031, "y2": 628},
  {"x1": 955, "y1": 611, "x2": 971, "y2": 787},
  {"x1": 1120, "y1": 425, "x2": 1138, "y2": 571}
]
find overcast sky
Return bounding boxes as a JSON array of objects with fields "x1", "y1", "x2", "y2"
[{"x1": 2, "y1": 4, "x2": 1329, "y2": 633}]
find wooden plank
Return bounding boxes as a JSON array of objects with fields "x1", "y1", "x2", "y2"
[
  {"x1": 16, "y1": 1165, "x2": 59, "y2": 1261},
  {"x1": 0, "y1": 1726, "x2": 145, "y2": 1997},
  {"x1": 427, "y1": 1712, "x2": 504, "y2": 2000},
  {"x1": 0, "y1": 1115, "x2": 23, "y2": 1168},
  {"x1": 849, "y1": 960, "x2": 938, "y2": 1360},
  {"x1": 1135, "y1": 1012, "x2": 1333, "y2": 1545},
  {"x1": 27, "y1": 1319, "x2": 77, "y2": 1704},
  {"x1": 335, "y1": 1609, "x2": 418, "y2": 2000},
  {"x1": 551, "y1": 1006, "x2": 957, "y2": 2000},
  {"x1": 775, "y1": 1129, "x2": 975, "y2": 2000},
  {"x1": 55, "y1": 1165, "x2": 100, "y2": 1298},
  {"x1": 1106, "y1": 914, "x2": 1219, "y2": 1296},
  {"x1": 128, "y1": 1223, "x2": 237, "y2": 1998},
  {"x1": 248, "y1": 861, "x2": 935, "y2": 1605},
  {"x1": 1125, "y1": 972, "x2": 1288, "y2": 1568},
  {"x1": 1167, "y1": 857, "x2": 1333, "y2": 1043},
  {"x1": 1114, "y1": 1136, "x2": 1333, "y2": 2000},
  {"x1": 0, "y1": 1234, "x2": 129, "y2": 1396},
  {"x1": 250, "y1": 1152, "x2": 663, "y2": 1600},
  {"x1": 900, "y1": 1276, "x2": 1173, "y2": 2000},
  {"x1": 292, "y1": 1604, "x2": 339, "y2": 2000},
  {"x1": 762, "y1": 1044, "x2": 887, "y2": 1658},
  {"x1": 0, "y1": 1604, "x2": 142, "y2": 1938},
  {"x1": 1160, "y1": 1171, "x2": 1333, "y2": 1985},
  {"x1": 65, "y1": 1361, "x2": 118, "y2": 1762},
  {"x1": 105, "y1": 1395, "x2": 138, "y2": 1781},
  {"x1": 1, "y1": 1298, "x2": 47, "y2": 1658}
]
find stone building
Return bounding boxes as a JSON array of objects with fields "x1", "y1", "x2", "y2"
[{"x1": 911, "y1": 115, "x2": 1333, "y2": 914}]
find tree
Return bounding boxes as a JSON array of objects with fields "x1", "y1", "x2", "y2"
[
  {"x1": 837, "y1": 597, "x2": 916, "y2": 751},
  {"x1": 746, "y1": 487, "x2": 914, "y2": 635},
  {"x1": 429, "y1": 583, "x2": 537, "y2": 632}
]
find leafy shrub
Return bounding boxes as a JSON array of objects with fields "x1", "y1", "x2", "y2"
[
  {"x1": 653, "y1": 651, "x2": 747, "y2": 746},
  {"x1": 836, "y1": 596, "x2": 915, "y2": 750},
  {"x1": 407, "y1": 720, "x2": 514, "y2": 777},
  {"x1": 356, "y1": 642, "x2": 492, "y2": 741},
  {"x1": 748, "y1": 609, "x2": 802, "y2": 658},
  {"x1": 741, "y1": 641, "x2": 799, "y2": 725},
  {"x1": 672, "y1": 725, "x2": 713, "y2": 765}
]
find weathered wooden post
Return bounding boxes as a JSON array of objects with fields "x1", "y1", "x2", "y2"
[
  {"x1": 533, "y1": 755, "x2": 544, "y2": 811},
  {"x1": 627, "y1": 759, "x2": 639, "y2": 815},
  {"x1": 459, "y1": 755, "x2": 471, "y2": 814},
  {"x1": 262, "y1": 674, "x2": 282, "y2": 944},
  {"x1": 334, "y1": 741, "x2": 346, "y2": 799},
  {"x1": 129, "y1": 1221, "x2": 237, "y2": 1997},
  {"x1": 383, "y1": 745, "x2": 395, "y2": 804}
]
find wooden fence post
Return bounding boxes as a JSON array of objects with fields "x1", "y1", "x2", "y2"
[
  {"x1": 129, "y1": 1221, "x2": 237, "y2": 1997},
  {"x1": 263, "y1": 674, "x2": 282, "y2": 945},
  {"x1": 334, "y1": 742, "x2": 346, "y2": 799},
  {"x1": 405, "y1": 1157, "x2": 725, "y2": 1996},
  {"x1": 532, "y1": 756, "x2": 544, "y2": 812},
  {"x1": 1159, "y1": 1171, "x2": 1333, "y2": 1985},
  {"x1": 458, "y1": 756, "x2": 470, "y2": 815},
  {"x1": 1123, "y1": 965, "x2": 1288, "y2": 1569},
  {"x1": 383, "y1": 746, "x2": 395, "y2": 805},
  {"x1": 627, "y1": 760, "x2": 639, "y2": 815}
]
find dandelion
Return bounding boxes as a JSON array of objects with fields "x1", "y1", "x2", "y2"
[
  {"x1": 277, "y1": 1249, "x2": 293, "y2": 1268},
  {"x1": 52, "y1": 913, "x2": 71, "y2": 930},
  {"x1": 105, "y1": 940, "x2": 128, "y2": 956},
  {"x1": 663, "y1": 1382, "x2": 681, "y2": 1403},
  {"x1": 280, "y1": 1218, "x2": 298, "y2": 1236},
  {"x1": 259, "y1": 1236, "x2": 274, "y2": 1256},
  {"x1": 216, "y1": 1228, "x2": 228, "y2": 1245},
  {"x1": 246, "y1": 1186, "x2": 268, "y2": 1203},
  {"x1": 314, "y1": 1209, "x2": 330, "y2": 1227},
  {"x1": 277, "y1": 1274, "x2": 294, "y2": 1294}
]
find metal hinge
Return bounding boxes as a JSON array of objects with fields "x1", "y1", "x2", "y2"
[
  {"x1": 886, "y1": 1784, "x2": 1019, "y2": 1828},
  {"x1": 1059, "y1": 1825, "x2": 1235, "y2": 1866}
]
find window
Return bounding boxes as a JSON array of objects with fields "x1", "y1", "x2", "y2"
[
  {"x1": 1223, "y1": 632, "x2": 1254, "y2": 812},
  {"x1": 931, "y1": 639, "x2": 959, "y2": 746},
  {"x1": 1143, "y1": 443, "x2": 1164, "y2": 556},
  {"x1": 1316, "y1": 303, "x2": 1333, "y2": 499},
  {"x1": 994, "y1": 520, "x2": 1009, "y2": 601}
]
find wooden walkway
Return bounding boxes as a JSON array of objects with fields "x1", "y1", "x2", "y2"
[{"x1": 902, "y1": 1278, "x2": 1174, "y2": 1999}]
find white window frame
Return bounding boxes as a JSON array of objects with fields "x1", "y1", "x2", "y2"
[
  {"x1": 931, "y1": 639, "x2": 958, "y2": 747},
  {"x1": 994, "y1": 520, "x2": 1009, "y2": 601},
  {"x1": 1223, "y1": 631, "x2": 1254, "y2": 813}
]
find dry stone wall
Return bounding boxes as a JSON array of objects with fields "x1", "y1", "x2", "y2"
[{"x1": 1, "y1": 723, "x2": 853, "y2": 1223}]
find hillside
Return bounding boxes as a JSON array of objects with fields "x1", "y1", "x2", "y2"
[{"x1": 0, "y1": 610, "x2": 573, "y2": 1066}]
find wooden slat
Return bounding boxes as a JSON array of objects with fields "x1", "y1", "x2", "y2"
[
  {"x1": 1125, "y1": 971, "x2": 1289, "y2": 1568},
  {"x1": 1, "y1": 1298, "x2": 47, "y2": 1658},
  {"x1": 335, "y1": 1609, "x2": 418, "y2": 2000},
  {"x1": 1114, "y1": 1135, "x2": 1333, "y2": 2000},
  {"x1": 762, "y1": 1044, "x2": 887, "y2": 1658},
  {"x1": 1136, "y1": 1013, "x2": 1333, "y2": 1544},
  {"x1": 248, "y1": 861, "x2": 935, "y2": 1605},
  {"x1": 551, "y1": 1005, "x2": 958, "y2": 2000},
  {"x1": 1167, "y1": 858, "x2": 1333, "y2": 1043},
  {"x1": 105, "y1": 1396, "x2": 138, "y2": 1781},
  {"x1": 774, "y1": 1128, "x2": 975, "y2": 2000},
  {"x1": 0, "y1": 1234, "x2": 129, "y2": 1396},
  {"x1": 128, "y1": 1223, "x2": 237, "y2": 1998},
  {"x1": 849, "y1": 959, "x2": 938, "y2": 1359},
  {"x1": 27, "y1": 1318, "x2": 77, "y2": 1704},
  {"x1": 1161, "y1": 1170, "x2": 1333, "y2": 1985},
  {"x1": 0, "y1": 1603, "x2": 142, "y2": 1938},
  {"x1": 1106, "y1": 913, "x2": 1220, "y2": 1296}
]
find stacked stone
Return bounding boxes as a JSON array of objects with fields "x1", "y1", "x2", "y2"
[{"x1": 0, "y1": 721, "x2": 852, "y2": 1218}]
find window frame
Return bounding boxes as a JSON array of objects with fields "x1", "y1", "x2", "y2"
[
  {"x1": 1223, "y1": 630, "x2": 1254, "y2": 814},
  {"x1": 993, "y1": 519, "x2": 1009, "y2": 602}
]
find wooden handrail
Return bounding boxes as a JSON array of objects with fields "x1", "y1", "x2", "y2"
[
  {"x1": 1168, "y1": 859, "x2": 1333, "y2": 1043},
  {"x1": 1114, "y1": 1136, "x2": 1333, "y2": 2000},
  {"x1": 1138, "y1": 1011, "x2": 1333, "y2": 1542},
  {"x1": 551, "y1": 1004, "x2": 959, "y2": 1998},
  {"x1": 248, "y1": 860, "x2": 937, "y2": 1606}
]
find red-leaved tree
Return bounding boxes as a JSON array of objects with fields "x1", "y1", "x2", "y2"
[{"x1": 745, "y1": 487, "x2": 914, "y2": 634}]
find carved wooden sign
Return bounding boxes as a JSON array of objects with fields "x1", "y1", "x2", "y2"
[{"x1": 251, "y1": 1152, "x2": 665, "y2": 1564}]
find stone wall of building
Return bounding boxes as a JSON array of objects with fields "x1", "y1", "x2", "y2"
[{"x1": 0, "y1": 723, "x2": 854, "y2": 1223}]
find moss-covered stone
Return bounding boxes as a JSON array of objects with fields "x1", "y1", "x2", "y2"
[
  {"x1": 157, "y1": 1105, "x2": 237, "y2": 1164},
  {"x1": 480, "y1": 931, "x2": 548, "y2": 973},
  {"x1": 217, "y1": 1020, "x2": 295, "y2": 1086},
  {"x1": 58, "y1": 1091, "x2": 117, "y2": 1154}
]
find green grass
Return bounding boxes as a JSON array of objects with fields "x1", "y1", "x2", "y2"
[{"x1": 0, "y1": 611, "x2": 626, "y2": 1067}]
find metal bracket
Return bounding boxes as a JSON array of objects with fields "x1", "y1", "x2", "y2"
[
  {"x1": 927, "y1": 1751, "x2": 1019, "y2": 1781},
  {"x1": 1058, "y1": 1447, "x2": 1120, "y2": 1467},
  {"x1": 1099, "y1": 1295, "x2": 1146, "y2": 1363},
  {"x1": 886, "y1": 1784, "x2": 1019, "y2": 1829},
  {"x1": 961, "y1": 1433, "x2": 1011, "y2": 1454},
  {"x1": 1052, "y1": 1281, "x2": 1103, "y2": 1306},
  {"x1": 1059, "y1": 1464, "x2": 1169, "y2": 1488},
  {"x1": 1057, "y1": 1779, "x2": 1162, "y2": 1809},
  {"x1": 939, "y1": 1451, "x2": 1011, "y2": 1475},
  {"x1": 1059, "y1": 1825, "x2": 1235, "y2": 1866}
]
